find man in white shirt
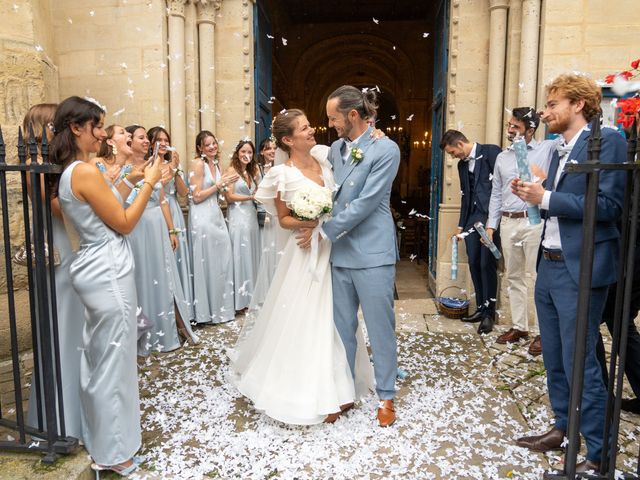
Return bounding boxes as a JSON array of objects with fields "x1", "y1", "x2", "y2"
[{"x1": 486, "y1": 107, "x2": 555, "y2": 354}]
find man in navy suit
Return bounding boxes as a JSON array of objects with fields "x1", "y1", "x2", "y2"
[
  {"x1": 440, "y1": 130, "x2": 501, "y2": 334},
  {"x1": 512, "y1": 73, "x2": 626, "y2": 473}
]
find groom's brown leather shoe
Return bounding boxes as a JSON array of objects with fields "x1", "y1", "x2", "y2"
[
  {"x1": 377, "y1": 400, "x2": 396, "y2": 427},
  {"x1": 323, "y1": 412, "x2": 340, "y2": 423},
  {"x1": 340, "y1": 402, "x2": 354, "y2": 413}
]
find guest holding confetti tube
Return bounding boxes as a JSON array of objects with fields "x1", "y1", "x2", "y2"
[
  {"x1": 486, "y1": 108, "x2": 555, "y2": 353},
  {"x1": 440, "y1": 129, "x2": 501, "y2": 334}
]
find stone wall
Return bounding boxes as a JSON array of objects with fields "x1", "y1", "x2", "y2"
[
  {"x1": 538, "y1": 0, "x2": 640, "y2": 97},
  {"x1": 214, "y1": 0, "x2": 255, "y2": 164},
  {"x1": 435, "y1": 0, "x2": 493, "y2": 301},
  {"x1": 50, "y1": 0, "x2": 170, "y2": 138}
]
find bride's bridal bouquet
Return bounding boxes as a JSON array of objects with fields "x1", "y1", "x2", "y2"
[{"x1": 290, "y1": 186, "x2": 333, "y2": 221}]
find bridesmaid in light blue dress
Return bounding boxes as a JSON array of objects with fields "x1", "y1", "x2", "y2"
[
  {"x1": 148, "y1": 126, "x2": 195, "y2": 322},
  {"x1": 124, "y1": 125, "x2": 199, "y2": 356},
  {"x1": 52, "y1": 96, "x2": 162, "y2": 476},
  {"x1": 23, "y1": 104, "x2": 87, "y2": 443},
  {"x1": 251, "y1": 138, "x2": 283, "y2": 307},
  {"x1": 225, "y1": 140, "x2": 261, "y2": 311},
  {"x1": 188, "y1": 131, "x2": 236, "y2": 323}
]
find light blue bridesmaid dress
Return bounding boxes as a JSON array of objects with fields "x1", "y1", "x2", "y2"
[
  {"x1": 57, "y1": 161, "x2": 140, "y2": 465},
  {"x1": 26, "y1": 215, "x2": 86, "y2": 442},
  {"x1": 164, "y1": 175, "x2": 194, "y2": 321},
  {"x1": 188, "y1": 161, "x2": 235, "y2": 323},
  {"x1": 227, "y1": 176, "x2": 261, "y2": 310},
  {"x1": 251, "y1": 168, "x2": 281, "y2": 307},
  {"x1": 125, "y1": 181, "x2": 198, "y2": 356}
]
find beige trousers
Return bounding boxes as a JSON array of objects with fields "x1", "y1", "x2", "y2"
[{"x1": 500, "y1": 216, "x2": 543, "y2": 333}]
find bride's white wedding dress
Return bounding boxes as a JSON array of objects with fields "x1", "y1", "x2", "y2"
[{"x1": 228, "y1": 145, "x2": 374, "y2": 425}]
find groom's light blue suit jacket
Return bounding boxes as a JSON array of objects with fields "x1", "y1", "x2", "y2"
[{"x1": 323, "y1": 126, "x2": 400, "y2": 269}]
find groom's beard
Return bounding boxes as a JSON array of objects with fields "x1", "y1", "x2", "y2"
[{"x1": 341, "y1": 118, "x2": 354, "y2": 141}]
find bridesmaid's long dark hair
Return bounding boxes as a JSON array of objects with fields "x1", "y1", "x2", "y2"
[
  {"x1": 147, "y1": 125, "x2": 172, "y2": 161},
  {"x1": 49, "y1": 96, "x2": 105, "y2": 195},
  {"x1": 230, "y1": 140, "x2": 258, "y2": 187}
]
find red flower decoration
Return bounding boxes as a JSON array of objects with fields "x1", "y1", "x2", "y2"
[
  {"x1": 621, "y1": 71, "x2": 634, "y2": 80},
  {"x1": 616, "y1": 98, "x2": 640, "y2": 129},
  {"x1": 605, "y1": 74, "x2": 616, "y2": 84},
  {"x1": 631, "y1": 59, "x2": 640, "y2": 70}
]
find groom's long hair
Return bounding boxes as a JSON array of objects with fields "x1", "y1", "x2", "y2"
[{"x1": 328, "y1": 85, "x2": 378, "y2": 121}]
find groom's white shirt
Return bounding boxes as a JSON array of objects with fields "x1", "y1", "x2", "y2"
[{"x1": 341, "y1": 130, "x2": 368, "y2": 164}]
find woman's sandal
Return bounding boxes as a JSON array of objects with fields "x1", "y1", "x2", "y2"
[{"x1": 178, "y1": 327, "x2": 200, "y2": 346}]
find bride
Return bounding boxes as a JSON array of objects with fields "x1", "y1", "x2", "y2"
[{"x1": 228, "y1": 109, "x2": 374, "y2": 425}]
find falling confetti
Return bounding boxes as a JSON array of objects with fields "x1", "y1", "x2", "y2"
[
  {"x1": 281, "y1": 37, "x2": 288, "y2": 46},
  {"x1": 372, "y1": 18, "x2": 379, "y2": 24},
  {"x1": 407, "y1": 114, "x2": 415, "y2": 121},
  {"x1": 422, "y1": 33, "x2": 430, "y2": 38}
]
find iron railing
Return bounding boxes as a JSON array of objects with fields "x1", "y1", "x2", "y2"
[{"x1": 0, "y1": 126, "x2": 78, "y2": 463}]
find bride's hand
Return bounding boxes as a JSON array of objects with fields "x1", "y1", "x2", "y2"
[
  {"x1": 370, "y1": 128, "x2": 386, "y2": 140},
  {"x1": 301, "y1": 219, "x2": 319, "y2": 229},
  {"x1": 296, "y1": 227, "x2": 314, "y2": 249}
]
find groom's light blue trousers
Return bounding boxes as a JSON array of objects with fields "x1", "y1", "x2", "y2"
[{"x1": 332, "y1": 264, "x2": 397, "y2": 400}]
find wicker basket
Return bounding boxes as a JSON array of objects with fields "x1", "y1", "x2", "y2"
[{"x1": 434, "y1": 285, "x2": 470, "y2": 319}]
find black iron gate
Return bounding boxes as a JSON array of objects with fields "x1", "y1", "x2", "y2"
[
  {"x1": 544, "y1": 118, "x2": 640, "y2": 479},
  {"x1": 0, "y1": 126, "x2": 78, "y2": 463}
]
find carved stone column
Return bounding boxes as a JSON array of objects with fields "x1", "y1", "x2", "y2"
[
  {"x1": 485, "y1": 0, "x2": 509, "y2": 145},
  {"x1": 185, "y1": 1, "x2": 198, "y2": 163},
  {"x1": 518, "y1": 0, "x2": 541, "y2": 107},
  {"x1": 505, "y1": 0, "x2": 523, "y2": 122},
  {"x1": 197, "y1": 0, "x2": 221, "y2": 133},
  {"x1": 167, "y1": 0, "x2": 187, "y2": 161}
]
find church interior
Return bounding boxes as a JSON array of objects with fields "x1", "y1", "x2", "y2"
[{"x1": 259, "y1": 0, "x2": 441, "y2": 261}]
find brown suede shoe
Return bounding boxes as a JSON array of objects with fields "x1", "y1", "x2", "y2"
[
  {"x1": 377, "y1": 400, "x2": 396, "y2": 427},
  {"x1": 516, "y1": 427, "x2": 565, "y2": 452},
  {"x1": 575, "y1": 459, "x2": 600, "y2": 474},
  {"x1": 528, "y1": 335, "x2": 542, "y2": 356},
  {"x1": 340, "y1": 402, "x2": 354, "y2": 413},
  {"x1": 323, "y1": 412, "x2": 341, "y2": 423},
  {"x1": 496, "y1": 328, "x2": 529, "y2": 344}
]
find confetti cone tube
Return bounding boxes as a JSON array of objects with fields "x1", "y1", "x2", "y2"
[
  {"x1": 473, "y1": 221, "x2": 502, "y2": 260},
  {"x1": 513, "y1": 137, "x2": 542, "y2": 225},
  {"x1": 451, "y1": 238, "x2": 458, "y2": 280}
]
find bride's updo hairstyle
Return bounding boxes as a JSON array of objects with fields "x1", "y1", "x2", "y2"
[
  {"x1": 328, "y1": 85, "x2": 378, "y2": 121},
  {"x1": 271, "y1": 108, "x2": 305, "y2": 153}
]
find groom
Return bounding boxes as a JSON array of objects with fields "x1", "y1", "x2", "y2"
[{"x1": 300, "y1": 85, "x2": 400, "y2": 426}]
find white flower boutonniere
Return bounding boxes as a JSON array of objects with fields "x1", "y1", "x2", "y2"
[{"x1": 350, "y1": 147, "x2": 364, "y2": 165}]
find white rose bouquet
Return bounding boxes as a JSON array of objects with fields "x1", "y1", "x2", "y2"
[{"x1": 290, "y1": 185, "x2": 333, "y2": 221}]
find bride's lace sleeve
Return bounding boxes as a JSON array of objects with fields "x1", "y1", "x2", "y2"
[{"x1": 254, "y1": 165, "x2": 307, "y2": 215}]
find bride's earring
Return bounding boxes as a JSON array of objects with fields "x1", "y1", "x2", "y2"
[{"x1": 110, "y1": 141, "x2": 118, "y2": 156}]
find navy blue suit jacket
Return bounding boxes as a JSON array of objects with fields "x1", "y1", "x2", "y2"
[
  {"x1": 457, "y1": 143, "x2": 502, "y2": 229},
  {"x1": 541, "y1": 127, "x2": 627, "y2": 288}
]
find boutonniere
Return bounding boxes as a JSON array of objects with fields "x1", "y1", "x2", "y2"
[{"x1": 350, "y1": 147, "x2": 364, "y2": 165}]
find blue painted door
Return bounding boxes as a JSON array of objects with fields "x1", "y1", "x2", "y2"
[
  {"x1": 428, "y1": 0, "x2": 449, "y2": 277},
  {"x1": 254, "y1": 1, "x2": 272, "y2": 143}
]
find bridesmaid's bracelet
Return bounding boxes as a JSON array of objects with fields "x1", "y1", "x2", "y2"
[
  {"x1": 168, "y1": 228, "x2": 180, "y2": 236},
  {"x1": 143, "y1": 181, "x2": 154, "y2": 190}
]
